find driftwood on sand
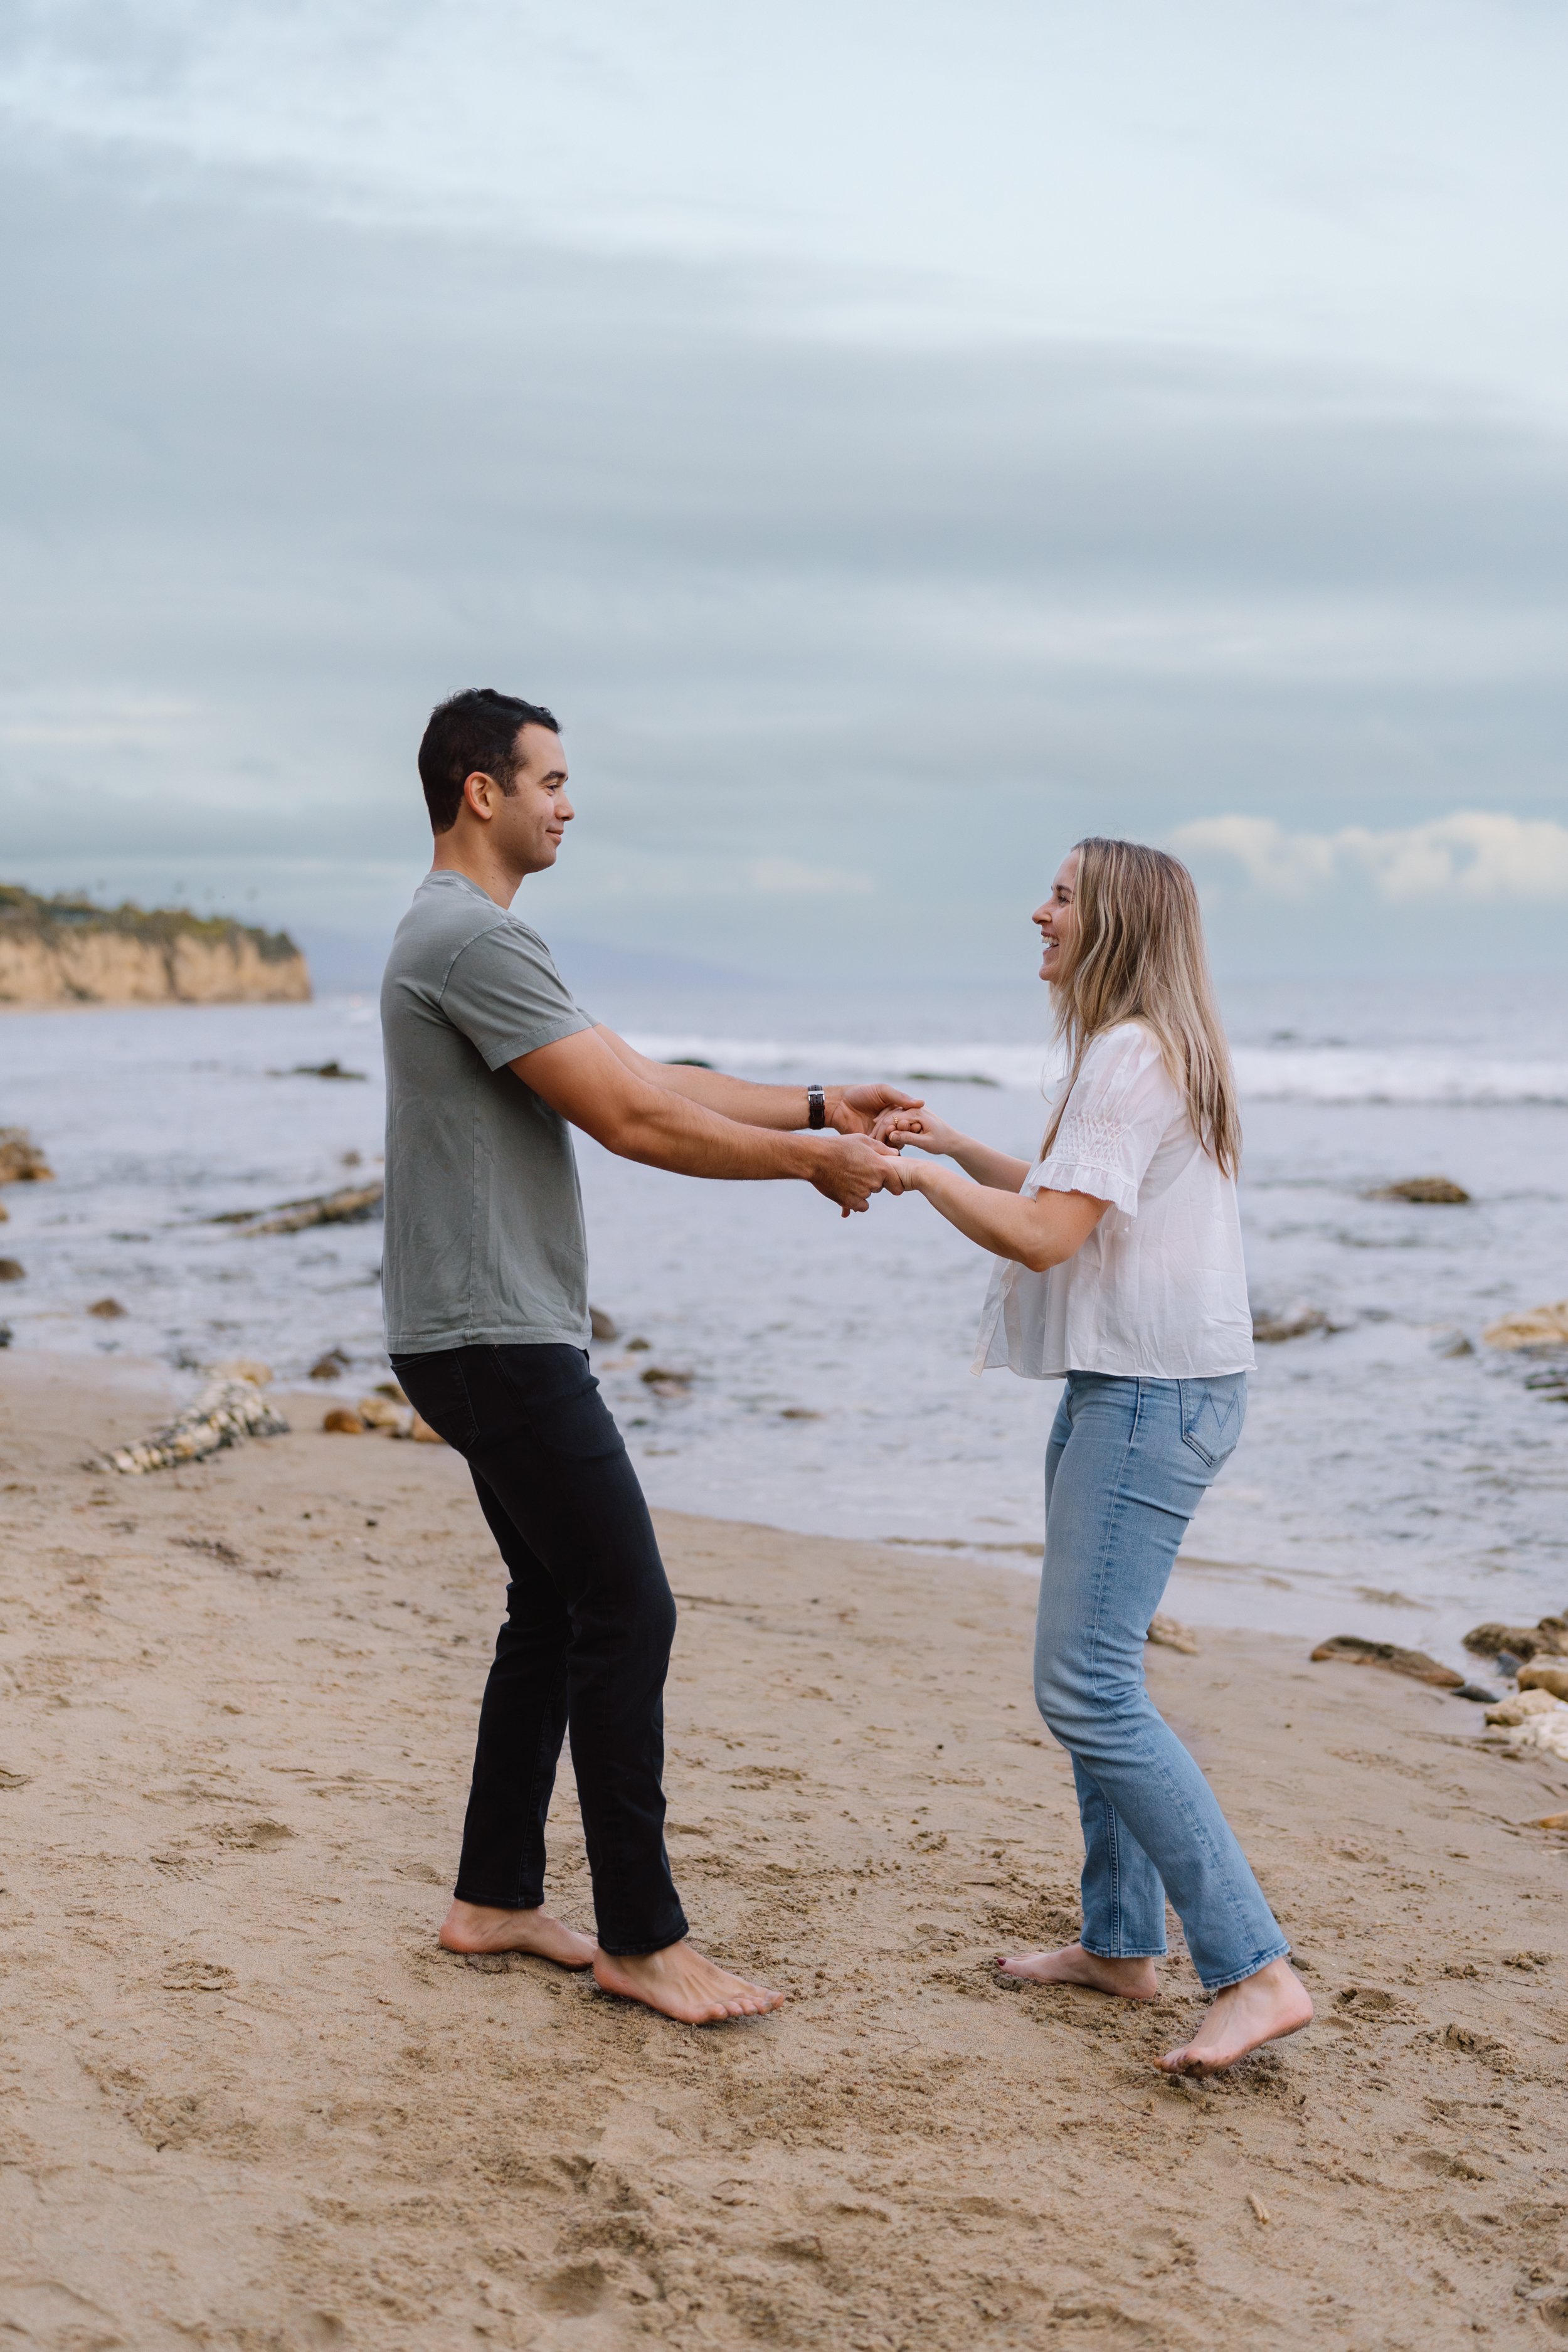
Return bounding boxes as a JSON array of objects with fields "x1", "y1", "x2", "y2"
[
  {"x1": 207, "y1": 1181, "x2": 384, "y2": 1237},
  {"x1": 1310, "y1": 1634, "x2": 1466, "y2": 1689},
  {"x1": 106, "y1": 1378, "x2": 290, "y2": 1475}
]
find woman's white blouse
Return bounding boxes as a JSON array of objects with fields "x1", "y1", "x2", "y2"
[{"x1": 973, "y1": 1020, "x2": 1255, "y2": 1381}]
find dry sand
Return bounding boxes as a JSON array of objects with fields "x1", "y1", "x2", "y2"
[{"x1": 4, "y1": 1353, "x2": 1568, "y2": 2351}]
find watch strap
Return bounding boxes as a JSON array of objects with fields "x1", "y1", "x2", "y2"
[{"x1": 807, "y1": 1084, "x2": 827, "y2": 1130}]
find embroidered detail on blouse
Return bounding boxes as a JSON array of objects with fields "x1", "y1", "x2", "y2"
[{"x1": 1052, "y1": 1109, "x2": 1130, "y2": 1163}]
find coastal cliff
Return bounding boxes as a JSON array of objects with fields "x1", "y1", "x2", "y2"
[{"x1": 0, "y1": 885, "x2": 311, "y2": 1007}]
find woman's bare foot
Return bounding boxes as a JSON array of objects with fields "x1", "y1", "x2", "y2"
[
  {"x1": 1156, "y1": 1957, "x2": 1313, "y2": 2075},
  {"x1": 438, "y1": 1899, "x2": 596, "y2": 1968},
  {"x1": 997, "y1": 1941, "x2": 1160, "y2": 2001},
  {"x1": 594, "y1": 1939, "x2": 785, "y2": 2024}
]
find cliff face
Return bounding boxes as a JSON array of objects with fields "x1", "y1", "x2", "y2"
[{"x1": 0, "y1": 886, "x2": 312, "y2": 1007}]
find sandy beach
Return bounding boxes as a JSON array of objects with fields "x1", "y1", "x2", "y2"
[{"x1": 4, "y1": 1353, "x2": 1568, "y2": 2351}]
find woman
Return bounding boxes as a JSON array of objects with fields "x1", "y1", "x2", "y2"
[{"x1": 877, "y1": 837, "x2": 1311, "y2": 2075}]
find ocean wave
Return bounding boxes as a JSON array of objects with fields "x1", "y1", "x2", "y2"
[
  {"x1": 625, "y1": 1033, "x2": 1568, "y2": 1106},
  {"x1": 1232, "y1": 1049, "x2": 1568, "y2": 1106}
]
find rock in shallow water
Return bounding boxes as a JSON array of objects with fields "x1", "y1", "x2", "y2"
[
  {"x1": 0, "y1": 1128, "x2": 54, "y2": 1184},
  {"x1": 1368, "y1": 1176, "x2": 1471, "y2": 1204},
  {"x1": 1463, "y1": 1615, "x2": 1568, "y2": 1663},
  {"x1": 1484, "y1": 1300, "x2": 1568, "y2": 1351},
  {"x1": 1251, "y1": 1300, "x2": 1329, "y2": 1344}
]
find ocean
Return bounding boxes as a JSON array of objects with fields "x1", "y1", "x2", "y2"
[{"x1": 3, "y1": 967, "x2": 1565, "y2": 1669}]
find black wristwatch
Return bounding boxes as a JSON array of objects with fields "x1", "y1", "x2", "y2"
[{"x1": 807, "y1": 1084, "x2": 827, "y2": 1130}]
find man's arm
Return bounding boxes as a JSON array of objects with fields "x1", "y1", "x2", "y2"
[
  {"x1": 593, "y1": 1027, "x2": 920, "y2": 1135},
  {"x1": 512, "y1": 1027, "x2": 889, "y2": 1214}
]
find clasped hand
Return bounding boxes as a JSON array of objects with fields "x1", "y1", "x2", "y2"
[
  {"x1": 808, "y1": 1088, "x2": 967, "y2": 1217},
  {"x1": 805, "y1": 1082, "x2": 913, "y2": 1216}
]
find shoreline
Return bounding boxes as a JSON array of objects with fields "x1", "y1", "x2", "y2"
[{"x1": 4, "y1": 1352, "x2": 1568, "y2": 2347}]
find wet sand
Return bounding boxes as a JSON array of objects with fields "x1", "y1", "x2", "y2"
[{"x1": 3, "y1": 1352, "x2": 1568, "y2": 2351}]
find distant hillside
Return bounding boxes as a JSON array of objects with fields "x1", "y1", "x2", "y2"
[{"x1": 0, "y1": 885, "x2": 311, "y2": 1007}]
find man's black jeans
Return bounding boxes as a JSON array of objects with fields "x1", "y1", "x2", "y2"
[{"x1": 390, "y1": 1342, "x2": 689, "y2": 1957}]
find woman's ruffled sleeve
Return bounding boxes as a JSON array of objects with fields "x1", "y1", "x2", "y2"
[{"x1": 1032, "y1": 1025, "x2": 1179, "y2": 1218}]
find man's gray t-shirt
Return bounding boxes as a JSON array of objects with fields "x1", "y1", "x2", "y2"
[{"x1": 380, "y1": 871, "x2": 595, "y2": 1354}]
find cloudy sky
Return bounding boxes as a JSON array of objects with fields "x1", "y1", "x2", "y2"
[{"x1": 2, "y1": 0, "x2": 1565, "y2": 982}]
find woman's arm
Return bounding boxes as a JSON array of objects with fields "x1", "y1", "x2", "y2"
[
  {"x1": 884, "y1": 1155, "x2": 1108, "y2": 1271},
  {"x1": 872, "y1": 1106, "x2": 1032, "y2": 1193}
]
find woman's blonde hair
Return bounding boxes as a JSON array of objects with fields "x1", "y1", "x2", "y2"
[{"x1": 1042, "y1": 837, "x2": 1241, "y2": 1177}]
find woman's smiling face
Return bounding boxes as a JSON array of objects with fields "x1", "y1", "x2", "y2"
[{"x1": 1033, "y1": 850, "x2": 1080, "y2": 987}]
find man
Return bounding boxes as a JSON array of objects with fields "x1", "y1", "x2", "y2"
[{"x1": 381, "y1": 687, "x2": 915, "y2": 2025}]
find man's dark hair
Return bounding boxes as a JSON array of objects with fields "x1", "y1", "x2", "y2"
[{"x1": 418, "y1": 688, "x2": 561, "y2": 834}]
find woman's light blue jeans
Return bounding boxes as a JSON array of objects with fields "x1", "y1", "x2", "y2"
[{"x1": 1035, "y1": 1371, "x2": 1288, "y2": 1992}]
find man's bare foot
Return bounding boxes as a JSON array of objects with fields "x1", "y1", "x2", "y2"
[
  {"x1": 593, "y1": 1939, "x2": 785, "y2": 2024},
  {"x1": 996, "y1": 1941, "x2": 1160, "y2": 2001},
  {"x1": 1156, "y1": 1957, "x2": 1313, "y2": 2075},
  {"x1": 438, "y1": 1899, "x2": 596, "y2": 1968}
]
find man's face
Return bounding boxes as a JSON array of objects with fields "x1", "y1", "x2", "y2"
[{"x1": 475, "y1": 726, "x2": 573, "y2": 874}]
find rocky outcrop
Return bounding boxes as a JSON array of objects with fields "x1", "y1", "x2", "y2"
[{"x1": 0, "y1": 884, "x2": 310, "y2": 1007}]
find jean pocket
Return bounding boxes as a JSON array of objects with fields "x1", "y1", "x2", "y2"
[
  {"x1": 1178, "y1": 1374, "x2": 1246, "y2": 1471},
  {"x1": 492, "y1": 1345, "x2": 627, "y2": 1461}
]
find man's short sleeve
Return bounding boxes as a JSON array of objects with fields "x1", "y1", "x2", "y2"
[{"x1": 439, "y1": 919, "x2": 594, "y2": 1071}]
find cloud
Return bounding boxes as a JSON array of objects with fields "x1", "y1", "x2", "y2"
[
  {"x1": 3, "y1": 121, "x2": 1568, "y2": 974},
  {"x1": 1173, "y1": 811, "x2": 1568, "y2": 902}
]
